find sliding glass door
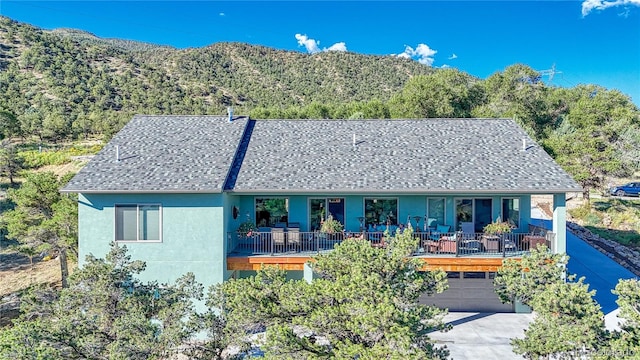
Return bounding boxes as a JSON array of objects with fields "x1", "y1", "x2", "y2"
[
  {"x1": 455, "y1": 198, "x2": 493, "y2": 232},
  {"x1": 309, "y1": 198, "x2": 345, "y2": 231}
]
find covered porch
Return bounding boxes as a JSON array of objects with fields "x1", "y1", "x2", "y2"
[
  {"x1": 226, "y1": 224, "x2": 554, "y2": 258},
  {"x1": 226, "y1": 192, "x2": 568, "y2": 256}
]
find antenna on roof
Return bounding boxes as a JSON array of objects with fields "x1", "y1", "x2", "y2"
[
  {"x1": 227, "y1": 107, "x2": 233, "y2": 122},
  {"x1": 116, "y1": 145, "x2": 120, "y2": 162}
]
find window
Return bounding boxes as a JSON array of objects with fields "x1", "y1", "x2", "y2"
[
  {"x1": 426, "y1": 198, "x2": 445, "y2": 229},
  {"x1": 255, "y1": 198, "x2": 288, "y2": 227},
  {"x1": 115, "y1": 204, "x2": 161, "y2": 241},
  {"x1": 364, "y1": 198, "x2": 398, "y2": 227},
  {"x1": 502, "y1": 198, "x2": 520, "y2": 229}
]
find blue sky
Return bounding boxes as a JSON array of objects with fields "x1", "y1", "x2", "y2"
[{"x1": 1, "y1": 1, "x2": 639, "y2": 106}]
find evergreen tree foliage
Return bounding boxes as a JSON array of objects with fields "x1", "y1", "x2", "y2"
[
  {"x1": 388, "y1": 68, "x2": 484, "y2": 118},
  {"x1": 511, "y1": 278, "x2": 607, "y2": 359},
  {"x1": 0, "y1": 243, "x2": 228, "y2": 359},
  {"x1": 542, "y1": 85, "x2": 639, "y2": 199},
  {"x1": 0, "y1": 140, "x2": 22, "y2": 186},
  {"x1": 210, "y1": 227, "x2": 450, "y2": 359},
  {"x1": 494, "y1": 244, "x2": 568, "y2": 307},
  {"x1": 1, "y1": 172, "x2": 77, "y2": 288},
  {"x1": 608, "y1": 279, "x2": 640, "y2": 358}
]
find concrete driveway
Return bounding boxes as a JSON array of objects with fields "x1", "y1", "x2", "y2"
[
  {"x1": 429, "y1": 216, "x2": 636, "y2": 359},
  {"x1": 430, "y1": 312, "x2": 534, "y2": 359}
]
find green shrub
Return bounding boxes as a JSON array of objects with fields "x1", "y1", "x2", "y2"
[
  {"x1": 569, "y1": 204, "x2": 591, "y2": 220},
  {"x1": 19, "y1": 150, "x2": 70, "y2": 168},
  {"x1": 17, "y1": 144, "x2": 103, "y2": 169},
  {"x1": 67, "y1": 144, "x2": 103, "y2": 156},
  {"x1": 584, "y1": 213, "x2": 602, "y2": 226}
]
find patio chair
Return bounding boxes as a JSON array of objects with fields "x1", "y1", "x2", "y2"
[
  {"x1": 459, "y1": 222, "x2": 481, "y2": 253},
  {"x1": 427, "y1": 218, "x2": 438, "y2": 231},
  {"x1": 460, "y1": 222, "x2": 475, "y2": 240},
  {"x1": 503, "y1": 233, "x2": 517, "y2": 252},
  {"x1": 271, "y1": 228, "x2": 285, "y2": 252},
  {"x1": 429, "y1": 224, "x2": 451, "y2": 241},
  {"x1": 288, "y1": 227, "x2": 301, "y2": 251}
]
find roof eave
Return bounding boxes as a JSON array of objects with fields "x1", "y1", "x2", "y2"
[
  {"x1": 226, "y1": 187, "x2": 583, "y2": 195},
  {"x1": 60, "y1": 188, "x2": 224, "y2": 194}
]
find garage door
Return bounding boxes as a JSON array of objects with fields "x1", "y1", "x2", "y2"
[{"x1": 419, "y1": 272, "x2": 514, "y2": 312}]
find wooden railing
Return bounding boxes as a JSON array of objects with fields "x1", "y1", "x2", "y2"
[{"x1": 227, "y1": 231, "x2": 554, "y2": 257}]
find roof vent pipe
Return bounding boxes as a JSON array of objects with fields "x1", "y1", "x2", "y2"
[
  {"x1": 522, "y1": 138, "x2": 526, "y2": 151},
  {"x1": 227, "y1": 107, "x2": 233, "y2": 122},
  {"x1": 353, "y1": 133, "x2": 356, "y2": 149},
  {"x1": 116, "y1": 145, "x2": 120, "y2": 162}
]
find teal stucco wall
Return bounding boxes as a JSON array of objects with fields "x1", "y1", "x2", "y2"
[{"x1": 78, "y1": 193, "x2": 226, "y2": 289}]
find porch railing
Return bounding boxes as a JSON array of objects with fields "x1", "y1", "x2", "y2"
[{"x1": 227, "y1": 230, "x2": 554, "y2": 257}]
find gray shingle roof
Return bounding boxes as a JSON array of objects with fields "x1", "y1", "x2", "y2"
[
  {"x1": 63, "y1": 116, "x2": 581, "y2": 194},
  {"x1": 62, "y1": 115, "x2": 249, "y2": 193},
  {"x1": 231, "y1": 118, "x2": 582, "y2": 193}
]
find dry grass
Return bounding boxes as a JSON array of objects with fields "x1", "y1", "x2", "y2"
[
  {"x1": 36, "y1": 159, "x2": 89, "y2": 176},
  {"x1": 0, "y1": 251, "x2": 67, "y2": 297},
  {"x1": 0, "y1": 247, "x2": 75, "y2": 327}
]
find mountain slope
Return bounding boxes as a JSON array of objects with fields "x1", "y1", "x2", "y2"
[{"x1": 0, "y1": 16, "x2": 433, "y2": 131}]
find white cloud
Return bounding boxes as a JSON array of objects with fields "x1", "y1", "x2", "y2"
[
  {"x1": 581, "y1": 0, "x2": 640, "y2": 16},
  {"x1": 396, "y1": 43, "x2": 437, "y2": 66},
  {"x1": 295, "y1": 34, "x2": 347, "y2": 54},
  {"x1": 219, "y1": 12, "x2": 225, "y2": 16},
  {"x1": 448, "y1": 53, "x2": 458, "y2": 60},
  {"x1": 326, "y1": 42, "x2": 347, "y2": 52}
]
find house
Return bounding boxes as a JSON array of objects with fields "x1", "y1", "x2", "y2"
[{"x1": 62, "y1": 115, "x2": 581, "y2": 312}]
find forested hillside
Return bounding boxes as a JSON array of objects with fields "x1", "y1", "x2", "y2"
[
  {"x1": 0, "y1": 16, "x2": 432, "y2": 139},
  {"x1": 0, "y1": 16, "x2": 639, "y2": 195}
]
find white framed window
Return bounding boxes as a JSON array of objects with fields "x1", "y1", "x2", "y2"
[
  {"x1": 115, "y1": 204, "x2": 161, "y2": 242},
  {"x1": 501, "y1": 198, "x2": 521, "y2": 229}
]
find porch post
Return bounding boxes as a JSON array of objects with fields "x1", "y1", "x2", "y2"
[
  {"x1": 552, "y1": 193, "x2": 567, "y2": 254},
  {"x1": 303, "y1": 262, "x2": 315, "y2": 283}
]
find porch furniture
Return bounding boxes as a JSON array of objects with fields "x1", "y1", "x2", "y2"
[
  {"x1": 424, "y1": 240, "x2": 440, "y2": 253},
  {"x1": 272, "y1": 228, "x2": 285, "y2": 251},
  {"x1": 459, "y1": 222, "x2": 480, "y2": 253},
  {"x1": 438, "y1": 231, "x2": 459, "y2": 253},
  {"x1": 503, "y1": 234, "x2": 517, "y2": 252},
  {"x1": 481, "y1": 235, "x2": 500, "y2": 252},
  {"x1": 429, "y1": 224, "x2": 451, "y2": 241},
  {"x1": 288, "y1": 227, "x2": 301, "y2": 251},
  {"x1": 522, "y1": 235, "x2": 547, "y2": 250},
  {"x1": 460, "y1": 222, "x2": 475, "y2": 240},
  {"x1": 427, "y1": 218, "x2": 438, "y2": 230},
  {"x1": 460, "y1": 239, "x2": 482, "y2": 252}
]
